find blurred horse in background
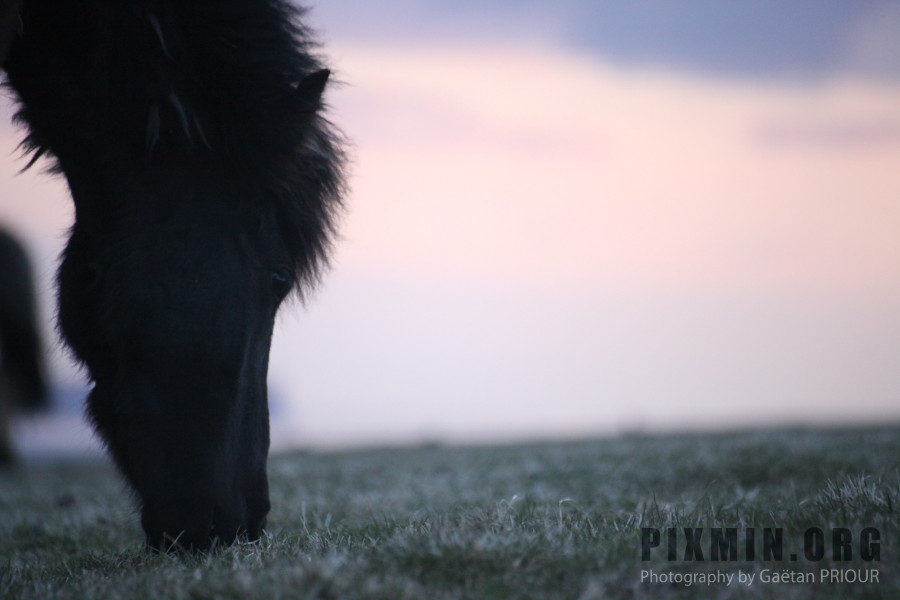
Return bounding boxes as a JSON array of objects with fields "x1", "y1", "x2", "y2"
[{"x1": 0, "y1": 227, "x2": 48, "y2": 466}]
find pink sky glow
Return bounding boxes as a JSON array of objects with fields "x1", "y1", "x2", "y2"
[{"x1": 3, "y1": 42, "x2": 900, "y2": 452}]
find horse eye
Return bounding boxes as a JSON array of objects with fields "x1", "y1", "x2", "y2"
[{"x1": 270, "y1": 268, "x2": 293, "y2": 300}]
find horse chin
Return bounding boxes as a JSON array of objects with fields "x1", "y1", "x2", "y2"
[{"x1": 84, "y1": 362, "x2": 272, "y2": 552}]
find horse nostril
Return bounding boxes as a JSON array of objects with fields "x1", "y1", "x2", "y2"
[{"x1": 270, "y1": 268, "x2": 293, "y2": 300}]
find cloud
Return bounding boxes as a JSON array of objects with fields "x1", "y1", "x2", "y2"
[
  {"x1": 315, "y1": 1, "x2": 900, "y2": 82},
  {"x1": 839, "y1": 2, "x2": 900, "y2": 79}
]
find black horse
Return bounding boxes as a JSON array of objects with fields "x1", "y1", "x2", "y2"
[
  {"x1": 0, "y1": 227, "x2": 48, "y2": 465},
  {"x1": 2, "y1": 1, "x2": 343, "y2": 550}
]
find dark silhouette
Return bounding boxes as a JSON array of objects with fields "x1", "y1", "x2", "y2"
[
  {"x1": 0, "y1": 0, "x2": 20, "y2": 65},
  {"x1": 2, "y1": 0, "x2": 344, "y2": 551},
  {"x1": 0, "y1": 227, "x2": 49, "y2": 465}
]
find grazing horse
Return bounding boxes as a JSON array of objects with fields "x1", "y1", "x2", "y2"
[
  {"x1": 2, "y1": 0, "x2": 343, "y2": 550},
  {"x1": 0, "y1": 228, "x2": 48, "y2": 465}
]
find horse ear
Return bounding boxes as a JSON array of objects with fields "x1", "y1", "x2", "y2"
[{"x1": 294, "y1": 69, "x2": 330, "y2": 112}]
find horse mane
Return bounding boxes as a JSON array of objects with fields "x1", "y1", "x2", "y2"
[{"x1": 4, "y1": 0, "x2": 345, "y2": 293}]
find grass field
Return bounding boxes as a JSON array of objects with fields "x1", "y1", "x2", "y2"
[{"x1": 1, "y1": 426, "x2": 898, "y2": 599}]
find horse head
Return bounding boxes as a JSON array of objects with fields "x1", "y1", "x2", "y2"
[{"x1": 4, "y1": 0, "x2": 344, "y2": 550}]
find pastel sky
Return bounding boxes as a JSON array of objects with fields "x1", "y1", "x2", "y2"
[{"x1": 3, "y1": 1, "x2": 899, "y2": 452}]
